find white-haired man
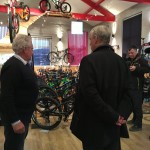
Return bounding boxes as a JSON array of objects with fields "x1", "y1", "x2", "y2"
[
  {"x1": 70, "y1": 24, "x2": 132, "y2": 150},
  {"x1": 0, "y1": 34, "x2": 38, "y2": 150}
]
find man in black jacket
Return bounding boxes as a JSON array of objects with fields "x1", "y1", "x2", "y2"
[
  {"x1": 70, "y1": 24, "x2": 132, "y2": 150},
  {"x1": 0, "y1": 34, "x2": 39, "y2": 150},
  {"x1": 126, "y1": 46, "x2": 149, "y2": 131}
]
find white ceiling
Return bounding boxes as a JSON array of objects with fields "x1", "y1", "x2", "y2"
[{"x1": 0, "y1": 0, "x2": 138, "y2": 34}]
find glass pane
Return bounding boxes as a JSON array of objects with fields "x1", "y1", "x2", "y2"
[{"x1": 32, "y1": 37, "x2": 51, "y2": 66}]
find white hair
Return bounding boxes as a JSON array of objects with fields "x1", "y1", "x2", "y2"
[
  {"x1": 12, "y1": 34, "x2": 32, "y2": 54},
  {"x1": 90, "y1": 24, "x2": 111, "y2": 44}
]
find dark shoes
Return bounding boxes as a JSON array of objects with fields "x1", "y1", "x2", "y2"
[{"x1": 129, "y1": 125, "x2": 142, "y2": 132}]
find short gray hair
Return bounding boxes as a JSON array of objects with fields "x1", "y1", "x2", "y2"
[
  {"x1": 90, "y1": 25, "x2": 111, "y2": 44},
  {"x1": 12, "y1": 34, "x2": 32, "y2": 54}
]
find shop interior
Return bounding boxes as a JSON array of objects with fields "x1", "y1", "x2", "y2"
[{"x1": 0, "y1": 0, "x2": 150, "y2": 150}]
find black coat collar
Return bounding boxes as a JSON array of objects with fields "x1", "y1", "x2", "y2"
[{"x1": 93, "y1": 45, "x2": 114, "y2": 53}]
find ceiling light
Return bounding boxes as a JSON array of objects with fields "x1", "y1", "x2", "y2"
[{"x1": 57, "y1": 26, "x2": 63, "y2": 38}]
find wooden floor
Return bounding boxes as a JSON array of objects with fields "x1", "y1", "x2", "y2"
[{"x1": 0, "y1": 114, "x2": 150, "y2": 150}]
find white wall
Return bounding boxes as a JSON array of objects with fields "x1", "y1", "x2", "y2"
[
  {"x1": 28, "y1": 21, "x2": 92, "y2": 53},
  {"x1": 110, "y1": 4, "x2": 150, "y2": 56}
]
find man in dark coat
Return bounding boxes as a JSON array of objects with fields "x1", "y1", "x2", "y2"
[
  {"x1": 0, "y1": 34, "x2": 39, "y2": 150},
  {"x1": 126, "y1": 46, "x2": 149, "y2": 131},
  {"x1": 70, "y1": 24, "x2": 132, "y2": 150}
]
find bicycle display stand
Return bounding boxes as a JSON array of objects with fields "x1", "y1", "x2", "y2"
[{"x1": 44, "y1": 10, "x2": 72, "y2": 18}]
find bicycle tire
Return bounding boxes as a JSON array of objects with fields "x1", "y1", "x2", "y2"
[
  {"x1": 32, "y1": 97, "x2": 62, "y2": 130},
  {"x1": 60, "y1": 2, "x2": 71, "y2": 13},
  {"x1": 63, "y1": 53, "x2": 74, "y2": 64},
  {"x1": 8, "y1": 12, "x2": 16, "y2": 43},
  {"x1": 22, "y1": 5, "x2": 30, "y2": 21},
  {"x1": 47, "y1": 52, "x2": 58, "y2": 63},
  {"x1": 14, "y1": 13, "x2": 19, "y2": 34},
  {"x1": 39, "y1": 0, "x2": 51, "y2": 12}
]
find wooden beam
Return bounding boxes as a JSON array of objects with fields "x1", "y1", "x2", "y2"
[{"x1": 122, "y1": 0, "x2": 150, "y2": 4}]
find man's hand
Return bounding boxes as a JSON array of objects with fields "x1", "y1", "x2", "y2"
[
  {"x1": 116, "y1": 116, "x2": 126, "y2": 126},
  {"x1": 129, "y1": 65, "x2": 136, "y2": 71},
  {"x1": 12, "y1": 121, "x2": 25, "y2": 134}
]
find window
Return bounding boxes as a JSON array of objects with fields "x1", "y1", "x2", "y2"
[
  {"x1": 32, "y1": 37, "x2": 52, "y2": 66},
  {"x1": 0, "y1": 26, "x2": 8, "y2": 40}
]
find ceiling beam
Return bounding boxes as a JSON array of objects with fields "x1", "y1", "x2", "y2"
[
  {"x1": 0, "y1": 5, "x2": 42, "y2": 16},
  {"x1": 122, "y1": 0, "x2": 150, "y2": 4},
  {"x1": 0, "y1": 1, "x2": 115, "y2": 22},
  {"x1": 81, "y1": 0, "x2": 115, "y2": 21},
  {"x1": 72, "y1": 13, "x2": 114, "y2": 21},
  {"x1": 84, "y1": 0, "x2": 105, "y2": 14},
  {"x1": 0, "y1": 5, "x2": 7, "y2": 13}
]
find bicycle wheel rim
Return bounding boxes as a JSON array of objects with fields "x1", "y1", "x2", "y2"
[
  {"x1": 60, "y1": 2, "x2": 71, "y2": 13},
  {"x1": 32, "y1": 97, "x2": 62, "y2": 130},
  {"x1": 8, "y1": 12, "x2": 15, "y2": 43},
  {"x1": 40, "y1": 0, "x2": 51, "y2": 12},
  {"x1": 48, "y1": 52, "x2": 58, "y2": 63},
  {"x1": 64, "y1": 53, "x2": 74, "y2": 64}
]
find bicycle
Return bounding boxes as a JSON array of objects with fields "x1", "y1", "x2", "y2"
[
  {"x1": 39, "y1": 0, "x2": 71, "y2": 13},
  {"x1": 5, "y1": 1, "x2": 19, "y2": 43},
  {"x1": 15, "y1": 2, "x2": 30, "y2": 22},
  {"x1": 5, "y1": 1, "x2": 30, "y2": 43},
  {"x1": 32, "y1": 76, "x2": 78, "y2": 130},
  {"x1": 47, "y1": 46, "x2": 74, "y2": 64}
]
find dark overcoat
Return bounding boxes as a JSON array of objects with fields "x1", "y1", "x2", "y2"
[{"x1": 70, "y1": 45, "x2": 132, "y2": 146}]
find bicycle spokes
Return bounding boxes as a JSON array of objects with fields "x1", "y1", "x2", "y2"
[
  {"x1": 60, "y1": 2, "x2": 71, "y2": 13},
  {"x1": 40, "y1": 0, "x2": 51, "y2": 12}
]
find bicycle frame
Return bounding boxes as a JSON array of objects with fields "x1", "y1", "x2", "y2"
[
  {"x1": 57, "y1": 50, "x2": 67, "y2": 61},
  {"x1": 51, "y1": 0, "x2": 60, "y2": 8},
  {"x1": 53, "y1": 47, "x2": 68, "y2": 61},
  {"x1": 15, "y1": 7, "x2": 28, "y2": 20}
]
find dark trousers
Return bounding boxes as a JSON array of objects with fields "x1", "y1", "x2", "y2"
[
  {"x1": 130, "y1": 90, "x2": 143, "y2": 127},
  {"x1": 82, "y1": 140, "x2": 121, "y2": 150},
  {"x1": 4, "y1": 122, "x2": 29, "y2": 150},
  {"x1": 82, "y1": 129, "x2": 121, "y2": 150}
]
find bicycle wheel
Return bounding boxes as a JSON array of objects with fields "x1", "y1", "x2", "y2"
[
  {"x1": 32, "y1": 97, "x2": 62, "y2": 130},
  {"x1": 38, "y1": 86, "x2": 57, "y2": 99},
  {"x1": 60, "y1": 2, "x2": 71, "y2": 13},
  {"x1": 63, "y1": 53, "x2": 74, "y2": 64},
  {"x1": 47, "y1": 52, "x2": 58, "y2": 63},
  {"x1": 8, "y1": 12, "x2": 14, "y2": 43},
  {"x1": 14, "y1": 14, "x2": 19, "y2": 34},
  {"x1": 22, "y1": 5, "x2": 30, "y2": 21},
  {"x1": 39, "y1": 0, "x2": 51, "y2": 12},
  {"x1": 8, "y1": 12, "x2": 19, "y2": 43}
]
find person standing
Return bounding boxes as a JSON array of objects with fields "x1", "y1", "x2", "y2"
[
  {"x1": 0, "y1": 34, "x2": 39, "y2": 150},
  {"x1": 70, "y1": 24, "x2": 132, "y2": 150},
  {"x1": 126, "y1": 46, "x2": 149, "y2": 131}
]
